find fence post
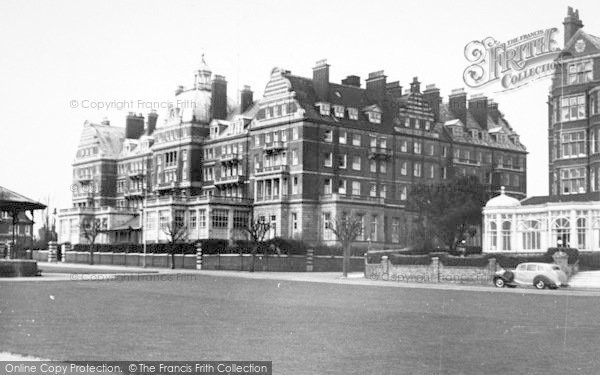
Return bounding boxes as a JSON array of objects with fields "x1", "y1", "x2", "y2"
[
  {"x1": 432, "y1": 257, "x2": 439, "y2": 283},
  {"x1": 306, "y1": 248, "x2": 314, "y2": 272},
  {"x1": 196, "y1": 243, "x2": 203, "y2": 270},
  {"x1": 62, "y1": 243, "x2": 71, "y2": 263},
  {"x1": 488, "y1": 258, "x2": 497, "y2": 284},
  {"x1": 48, "y1": 241, "x2": 58, "y2": 263}
]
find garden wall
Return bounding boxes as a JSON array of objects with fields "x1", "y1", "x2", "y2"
[
  {"x1": 200, "y1": 254, "x2": 364, "y2": 272},
  {"x1": 365, "y1": 256, "x2": 497, "y2": 285}
]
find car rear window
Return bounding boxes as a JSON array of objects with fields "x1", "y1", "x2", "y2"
[{"x1": 526, "y1": 264, "x2": 537, "y2": 271}]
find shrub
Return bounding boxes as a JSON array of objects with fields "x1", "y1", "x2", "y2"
[
  {"x1": 493, "y1": 254, "x2": 552, "y2": 269},
  {"x1": 388, "y1": 254, "x2": 432, "y2": 265},
  {"x1": 578, "y1": 253, "x2": 600, "y2": 270},
  {"x1": 439, "y1": 254, "x2": 490, "y2": 267},
  {"x1": 546, "y1": 247, "x2": 579, "y2": 264}
]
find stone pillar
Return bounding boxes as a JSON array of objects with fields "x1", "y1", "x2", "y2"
[
  {"x1": 48, "y1": 241, "x2": 58, "y2": 263},
  {"x1": 196, "y1": 242, "x2": 203, "y2": 270},
  {"x1": 488, "y1": 258, "x2": 497, "y2": 283},
  {"x1": 306, "y1": 248, "x2": 314, "y2": 272},
  {"x1": 381, "y1": 255, "x2": 389, "y2": 276},
  {"x1": 6, "y1": 242, "x2": 13, "y2": 260},
  {"x1": 432, "y1": 257, "x2": 440, "y2": 283},
  {"x1": 61, "y1": 243, "x2": 71, "y2": 263}
]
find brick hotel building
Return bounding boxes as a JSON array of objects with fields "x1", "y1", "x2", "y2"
[{"x1": 59, "y1": 57, "x2": 527, "y2": 247}]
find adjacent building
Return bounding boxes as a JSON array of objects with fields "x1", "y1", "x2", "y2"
[
  {"x1": 484, "y1": 7, "x2": 600, "y2": 253},
  {"x1": 60, "y1": 57, "x2": 527, "y2": 247}
]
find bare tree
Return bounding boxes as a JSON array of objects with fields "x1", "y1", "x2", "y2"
[
  {"x1": 80, "y1": 216, "x2": 103, "y2": 265},
  {"x1": 162, "y1": 220, "x2": 188, "y2": 269},
  {"x1": 329, "y1": 214, "x2": 363, "y2": 278},
  {"x1": 242, "y1": 215, "x2": 270, "y2": 272}
]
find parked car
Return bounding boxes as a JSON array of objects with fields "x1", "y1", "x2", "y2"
[{"x1": 494, "y1": 262, "x2": 568, "y2": 289}]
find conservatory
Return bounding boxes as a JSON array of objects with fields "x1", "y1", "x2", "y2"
[{"x1": 482, "y1": 187, "x2": 600, "y2": 253}]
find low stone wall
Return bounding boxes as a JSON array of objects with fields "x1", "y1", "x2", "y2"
[
  {"x1": 200, "y1": 254, "x2": 365, "y2": 272},
  {"x1": 365, "y1": 256, "x2": 497, "y2": 285},
  {"x1": 32, "y1": 250, "x2": 49, "y2": 262},
  {"x1": 0, "y1": 259, "x2": 39, "y2": 277},
  {"x1": 59, "y1": 251, "x2": 197, "y2": 269}
]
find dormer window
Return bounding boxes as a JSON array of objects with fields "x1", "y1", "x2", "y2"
[
  {"x1": 333, "y1": 105, "x2": 345, "y2": 118},
  {"x1": 471, "y1": 130, "x2": 478, "y2": 138},
  {"x1": 369, "y1": 112, "x2": 381, "y2": 124},
  {"x1": 316, "y1": 102, "x2": 331, "y2": 116},
  {"x1": 348, "y1": 108, "x2": 359, "y2": 120}
]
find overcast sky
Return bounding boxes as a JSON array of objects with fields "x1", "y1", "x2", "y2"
[{"x1": 1, "y1": 0, "x2": 599, "y2": 217}]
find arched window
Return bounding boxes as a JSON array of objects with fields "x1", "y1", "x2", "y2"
[
  {"x1": 520, "y1": 220, "x2": 541, "y2": 250},
  {"x1": 502, "y1": 221, "x2": 511, "y2": 251},
  {"x1": 552, "y1": 218, "x2": 570, "y2": 247},
  {"x1": 489, "y1": 221, "x2": 497, "y2": 250}
]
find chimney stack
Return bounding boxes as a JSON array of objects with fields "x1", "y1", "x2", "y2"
[
  {"x1": 240, "y1": 85, "x2": 254, "y2": 113},
  {"x1": 312, "y1": 59, "x2": 330, "y2": 101},
  {"x1": 125, "y1": 112, "x2": 145, "y2": 139},
  {"x1": 146, "y1": 110, "x2": 158, "y2": 135},
  {"x1": 342, "y1": 75, "x2": 361, "y2": 87},
  {"x1": 488, "y1": 100, "x2": 500, "y2": 124},
  {"x1": 366, "y1": 70, "x2": 387, "y2": 102},
  {"x1": 468, "y1": 94, "x2": 489, "y2": 129},
  {"x1": 423, "y1": 84, "x2": 441, "y2": 121},
  {"x1": 386, "y1": 81, "x2": 403, "y2": 99},
  {"x1": 211, "y1": 75, "x2": 228, "y2": 120},
  {"x1": 175, "y1": 85, "x2": 184, "y2": 95},
  {"x1": 449, "y1": 88, "x2": 467, "y2": 125},
  {"x1": 409, "y1": 77, "x2": 421, "y2": 94},
  {"x1": 563, "y1": 7, "x2": 583, "y2": 46}
]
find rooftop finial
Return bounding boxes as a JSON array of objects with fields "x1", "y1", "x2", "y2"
[{"x1": 500, "y1": 186, "x2": 506, "y2": 195}]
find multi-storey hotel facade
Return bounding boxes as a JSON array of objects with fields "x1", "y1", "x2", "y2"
[
  {"x1": 60, "y1": 57, "x2": 527, "y2": 247},
  {"x1": 483, "y1": 7, "x2": 600, "y2": 253}
]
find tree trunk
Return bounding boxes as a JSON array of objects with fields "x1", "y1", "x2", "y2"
[
  {"x1": 342, "y1": 242, "x2": 350, "y2": 278},
  {"x1": 171, "y1": 252, "x2": 175, "y2": 270},
  {"x1": 89, "y1": 243, "x2": 94, "y2": 265}
]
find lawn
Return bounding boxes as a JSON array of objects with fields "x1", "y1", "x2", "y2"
[{"x1": 1, "y1": 274, "x2": 600, "y2": 374}]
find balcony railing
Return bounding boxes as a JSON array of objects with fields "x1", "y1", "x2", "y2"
[
  {"x1": 368, "y1": 147, "x2": 393, "y2": 159},
  {"x1": 128, "y1": 170, "x2": 145, "y2": 179},
  {"x1": 319, "y1": 193, "x2": 387, "y2": 205},
  {"x1": 452, "y1": 157, "x2": 481, "y2": 166},
  {"x1": 220, "y1": 153, "x2": 242, "y2": 163},
  {"x1": 254, "y1": 164, "x2": 289, "y2": 176},
  {"x1": 263, "y1": 141, "x2": 286, "y2": 153},
  {"x1": 214, "y1": 174, "x2": 245, "y2": 186},
  {"x1": 76, "y1": 175, "x2": 94, "y2": 184}
]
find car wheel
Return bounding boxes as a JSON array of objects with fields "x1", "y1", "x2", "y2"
[
  {"x1": 494, "y1": 277, "x2": 505, "y2": 288},
  {"x1": 534, "y1": 277, "x2": 546, "y2": 289}
]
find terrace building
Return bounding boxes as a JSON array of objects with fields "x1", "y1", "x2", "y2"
[{"x1": 60, "y1": 58, "x2": 527, "y2": 248}]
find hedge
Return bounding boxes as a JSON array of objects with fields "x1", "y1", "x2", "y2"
[
  {"x1": 389, "y1": 254, "x2": 432, "y2": 265},
  {"x1": 439, "y1": 255, "x2": 490, "y2": 267},
  {"x1": 578, "y1": 253, "x2": 600, "y2": 270},
  {"x1": 546, "y1": 247, "x2": 579, "y2": 264}
]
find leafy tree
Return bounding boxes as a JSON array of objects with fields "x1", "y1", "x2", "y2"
[
  {"x1": 80, "y1": 216, "x2": 103, "y2": 265},
  {"x1": 328, "y1": 214, "x2": 363, "y2": 278},
  {"x1": 242, "y1": 215, "x2": 270, "y2": 272},
  {"x1": 162, "y1": 219, "x2": 188, "y2": 269},
  {"x1": 407, "y1": 175, "x2": 491, "y2": 251}
]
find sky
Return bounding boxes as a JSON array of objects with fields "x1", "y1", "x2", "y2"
[{"x1": 1, "y1": 0, "x2": 599, "y2": 223}]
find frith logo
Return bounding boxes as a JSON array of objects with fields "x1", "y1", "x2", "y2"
[{"x1": 463, "y1": 28, "x2": 562, "y2": 92}]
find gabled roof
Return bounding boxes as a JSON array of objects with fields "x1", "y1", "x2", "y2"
[
  {"x1": 564, "y1": 29, "x2": 600, "y2": 52},
  {"x1": 79, "y1": 121, "x2": 125, "y2": 159}
]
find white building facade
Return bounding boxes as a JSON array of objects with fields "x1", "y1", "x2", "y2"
[{"x1": 483, "y1": 188, "x2": 600, "y2": 253}]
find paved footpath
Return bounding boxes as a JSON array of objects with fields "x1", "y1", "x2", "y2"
[{"x1": 3, "y1": 261, "x2": 600, "y2": 296}]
